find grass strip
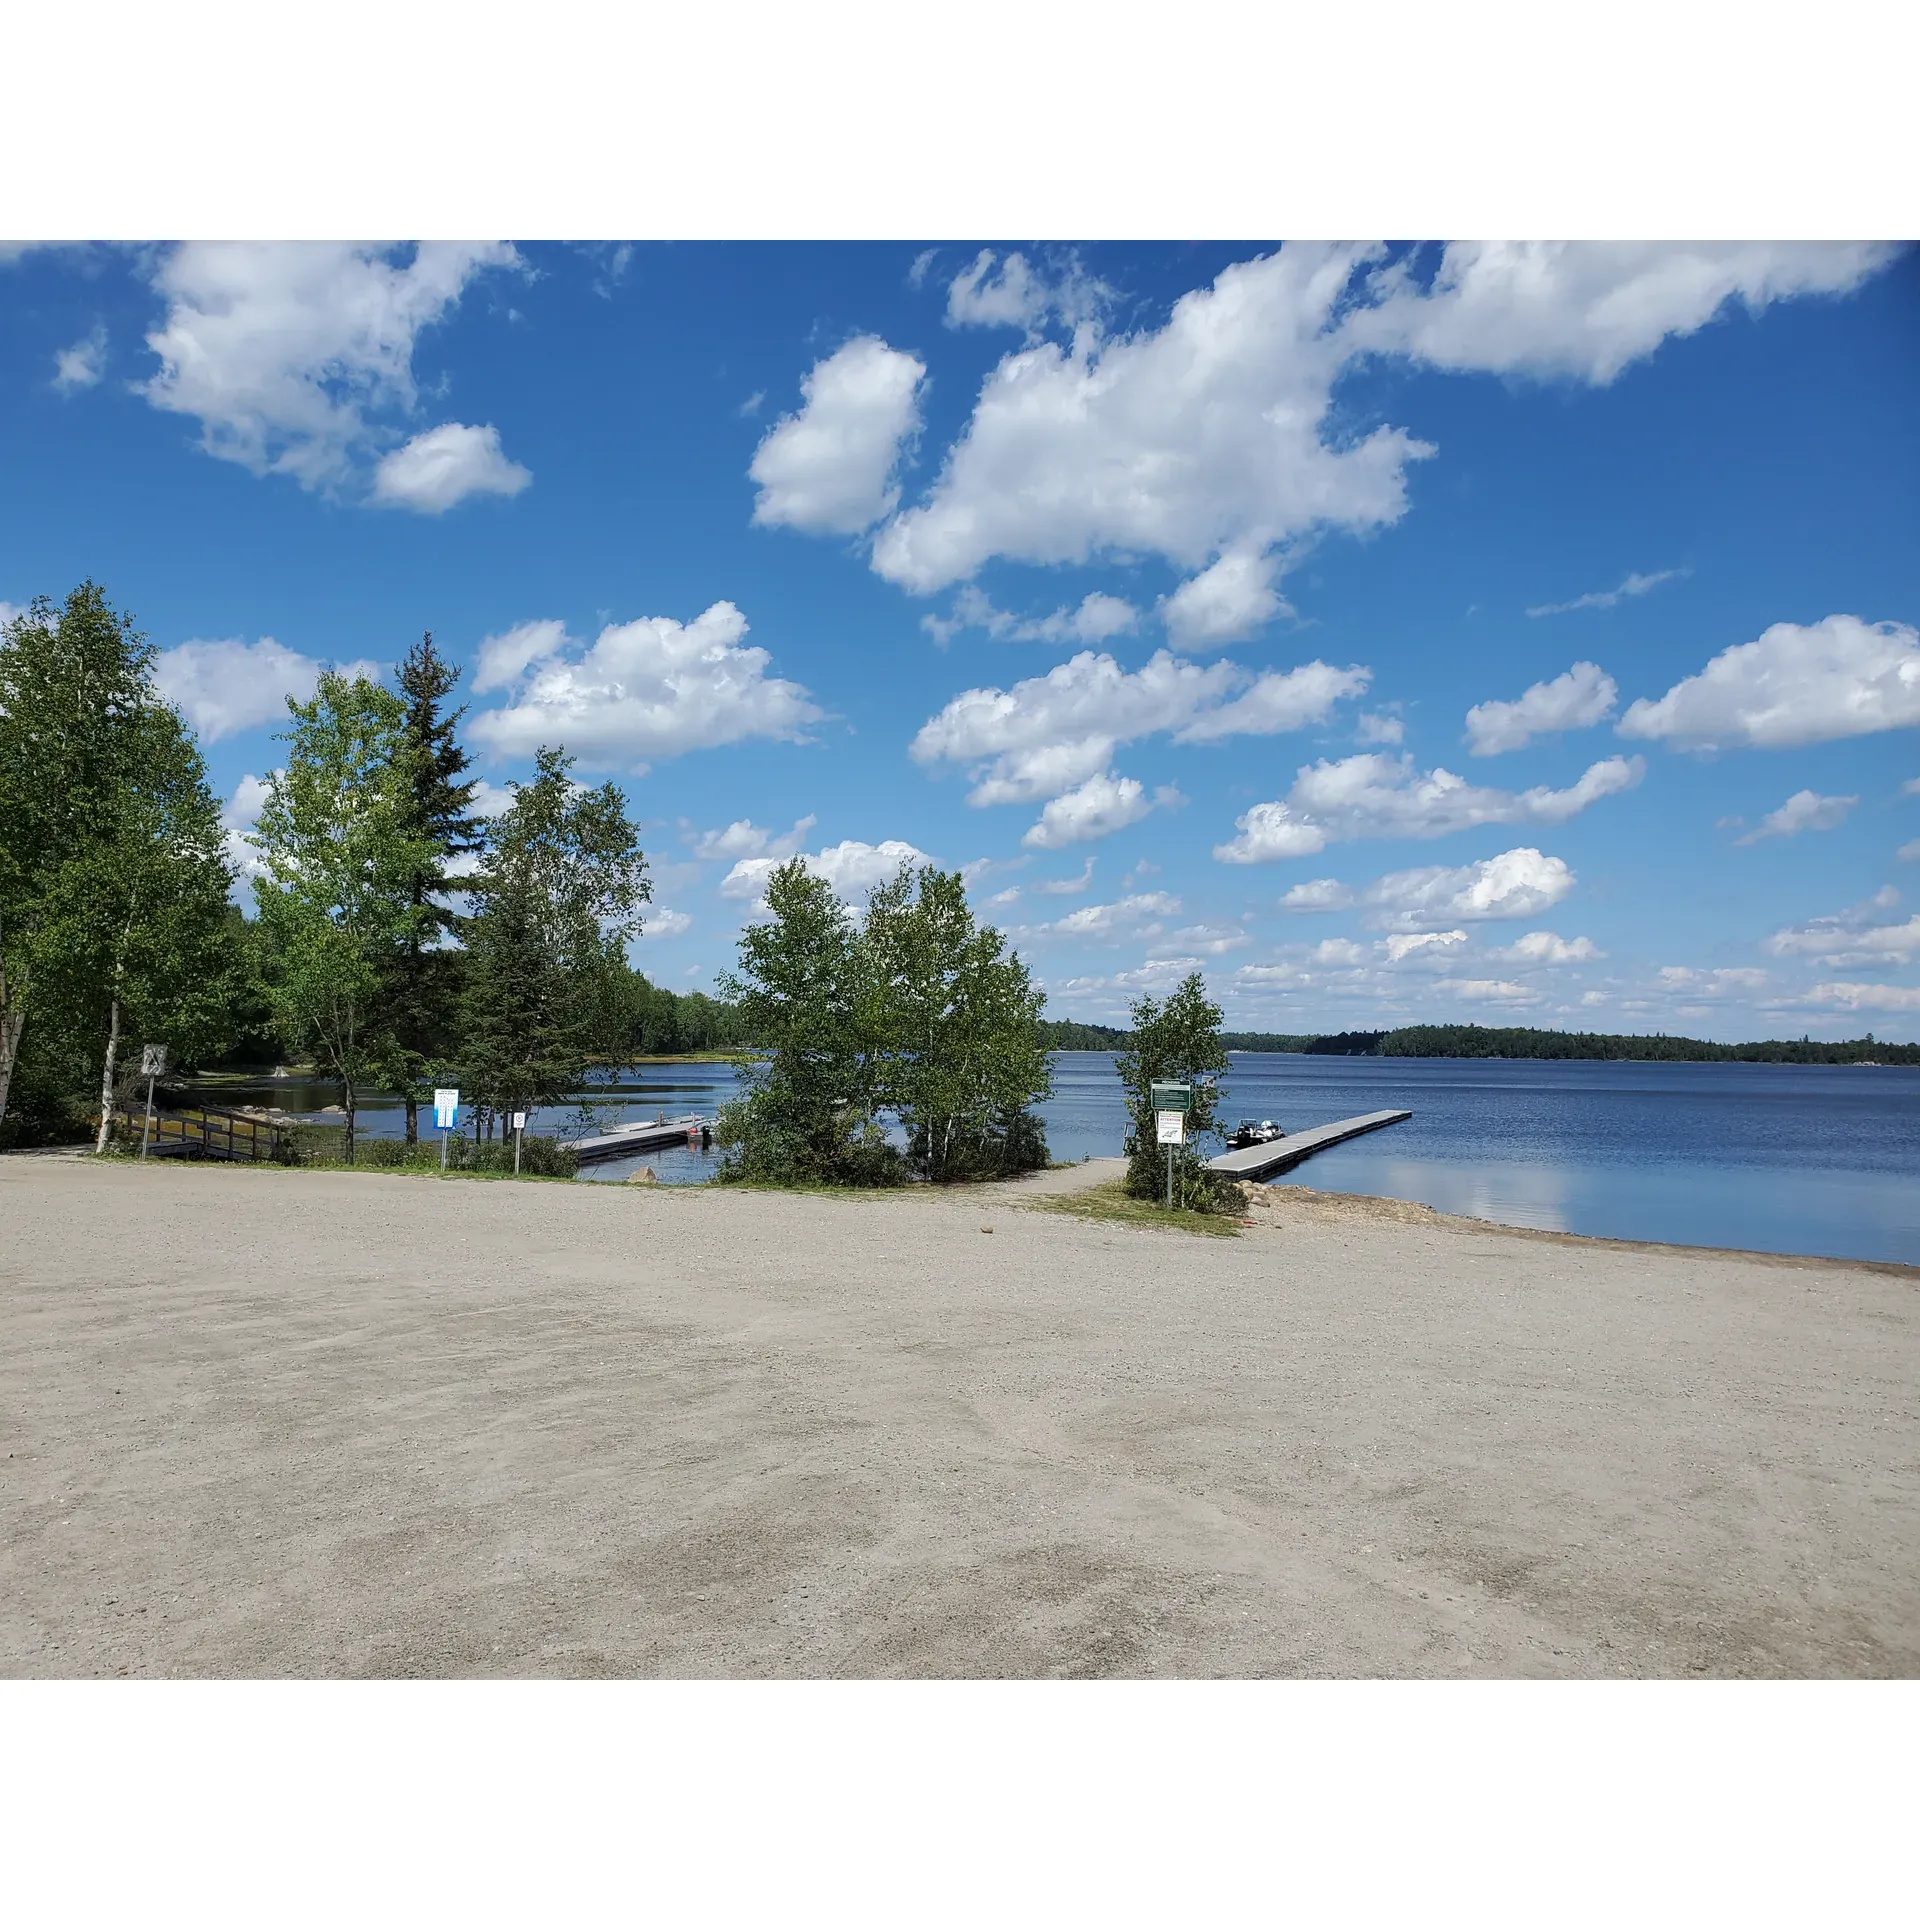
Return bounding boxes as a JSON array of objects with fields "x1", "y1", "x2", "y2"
[{"x1": 1029, "y1": 1178, "x2": 1244, "y2": 1237}]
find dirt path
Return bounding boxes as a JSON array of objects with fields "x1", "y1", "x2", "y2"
[{"x1": 3, "y1": 1156, "x2": 1914, "y2": 1677}]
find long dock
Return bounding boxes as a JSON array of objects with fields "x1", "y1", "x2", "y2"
[
  {"x1": 1206, "y1": 1109, "x2": 1411, "y2": 1181},
  {"x1": 565, "y1": 1113, "x2": 713, "y2": 1164}
]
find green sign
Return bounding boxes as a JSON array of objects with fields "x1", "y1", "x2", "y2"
[{"x1": 1149, "y1": 1081, "x2": 1192, "y2": 1113}]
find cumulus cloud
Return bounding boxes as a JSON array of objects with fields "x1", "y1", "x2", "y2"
[
  {"x1": 1796, "y1": 981, "x2": 1920, "y2": 1014},
  {"x1": 1344, "y1": 241, "x2": 1895, "y2": 384},
  {"x1": 912, "y1": 649, "x2": 1368, "y2": 826},
  {"x1": 690, "y1": 815, "x2": 816, "y2": 861},
  {"x1": 1160, "y1": 549, "x2": 1287, "y2": 648},
  {"x1": 1152, "y1": 922, "x2": 1252, "y2": 958},
  {"x1": 1499, "y1": 930, "x2": 1603, "y2": 964},
  {"x1": 1023, "y1": 892, "x2": 1181, "y2": 943},
  {"x1": 1900, "y1": 840, "x2": 1920, "y2": 864},
  {"x1": 922, "y1": 584, "x2": 1141, "y2": 648},
  {"x1": 1526, "y1": 569, "x2": 1683, "y2": 618},
  {"x1": 140, "y1": 241, "x2": 525, "y2": 493},
  {"x1": 1765, "y1": 890, "x2": 1920, "y2": 969},
  {"x1": 1213, "y1": 751, "x2": 1641, "y2": 862},
  {"x1": 1357, "y1": 848, "x2": 1578, "y2": 931},
  {"x1": 1280, "y1": 878, "x2": 1354, "y2": 912},
  {"x1": 1735, "y1": 789, "x2": 1858, "y2": 845},
  {"x1": 1022, "y1": 773, "x2": 1154, "y2": 849},
  {"x1": 1440, "y1": 979, "x2": 1538, "y2": 1004},
  {"x1": 749, "y1": 336, "x2": 926, "y2": 535},
  {"x1": 1355, "y1": 711, "x2": 1405, "y2": 746},
  {"x1": 642, "y1": 908, "x2": 692, "y2": 938},
  {"x1": 152, "y1": 637, "x2": 381, "y2": 742},
  {"x1": 52, "y1": 326, "x2": 106, "y2": 393},
  {"x1": 371, "y1": 423, "x2": 531, "y2": 513},
  {"x1": 720, "y1": 838, "x2": 932, "y2": 908},
  {"x1": 1619, "y1": 615, "x2": 1920, "y2": 749},
  {"x1": 1658, "y1": 965, "x2": 1768, "y2": 992},
  {"x1": 1464, "y1": 661, "x2": 1617, "y2": 755},
  {"x1": 1031, "y1": 858, "x2": 1096, "y2": 895},
  {"x1": 944, "y1": 249, "x2": 1113, "y2": 333},
  {"x1": 473, "y1": 619, "x2": 568, "y2": 695},
  {"x1": 220, "y1": 771, "x2": 276, "y2": 885},
  {"x1": 468, "y1": 601, "x2": 821, "y2": 771},
  {"x1": 1382, "y1": 930, "x2": 1468, "y2": 962}
]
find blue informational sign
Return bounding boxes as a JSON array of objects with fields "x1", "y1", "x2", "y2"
[{"x1": 433, "y1": 1088, "x2": 459, "y2": 1130}]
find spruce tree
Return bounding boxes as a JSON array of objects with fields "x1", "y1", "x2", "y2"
[{"x1": 388, "y1": 633, "x2": 478, "y2": 1142}]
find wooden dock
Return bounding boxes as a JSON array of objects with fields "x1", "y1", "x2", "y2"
[
  {"x1": 1206, "y1": 1109, "x2": 1411, "y2": 1181},
  {"x1": 564, "y1": 1114, "x2": 713, "y2": 1165}
]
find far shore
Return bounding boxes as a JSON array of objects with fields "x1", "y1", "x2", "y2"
[{"x1": 4, "y1": 1154, "x2": 1915, "y2": 1679}]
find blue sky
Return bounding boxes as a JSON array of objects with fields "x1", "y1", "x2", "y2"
[{"x1": 3, "y1": 240, "x2": 1917, "y2": 1038}]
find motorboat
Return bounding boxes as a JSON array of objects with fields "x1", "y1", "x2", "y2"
[{"x1": 1228, "y1": 1119, "x2": 1287, "y2": 1150}]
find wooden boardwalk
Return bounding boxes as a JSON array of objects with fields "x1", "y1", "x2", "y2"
[{"x1": 1207, "y1": 1109, "x2": 1412, "y2": 1181}]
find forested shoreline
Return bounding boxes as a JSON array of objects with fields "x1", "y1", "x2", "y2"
[{"x1": 1040, "y1": 1020, "x2": 1918, "y2": 1066}]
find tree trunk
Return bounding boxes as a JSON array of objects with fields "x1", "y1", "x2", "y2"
[
  {"x1": 0, "y1": 1007, "x2": 22, "y2": 1134},
  {"x1": 344, "y1": 1084, "x2": 357, "y2": 1165},
  {"x1": 94, "y1": 992, "x2": 122, "y2": 1155},
  {"x1": 404, "y1": 1090, "x2": 419, "y2": 1145}
]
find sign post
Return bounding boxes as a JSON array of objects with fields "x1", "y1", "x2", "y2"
[
  {"x1": 511, "y1": 1111, "x2": 527, "y2": 1177},
  {"x1": 139, "y1": 1045, "x2": 168, "y2": 1160},
  {"x1": 433, "y1": 1088, "x2": 459, "y2": 1171},
  {"x1": 1150, "y1": 1081, "x2": 1192, "y2": 1209}
]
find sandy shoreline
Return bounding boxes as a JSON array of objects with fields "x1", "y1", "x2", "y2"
[{"x1": 3, "y1": 1155, "x2": 1915, "y2": 1677}]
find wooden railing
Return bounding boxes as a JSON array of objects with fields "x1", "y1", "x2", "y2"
[{"x1": 109, "y1": 1104, "x2": 299, "y2": 1164}]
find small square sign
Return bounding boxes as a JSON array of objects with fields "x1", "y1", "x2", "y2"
[
  {"x1": 1150, "y1": 1081, "x2": 1192, "y2": 1113},
  {"x1": 433, "y1": 1088, "x2": 459, "y2": 1130},
  {"x1": 1156, "y1": 1110, "x2": 1185, "y2": 1145},
  {"x1": 140, "y1": 1045, "x2": 168, "y2": 1077},
  {"x1": 510, "y1": 1112, "x2": 527, "y2": 1131}
]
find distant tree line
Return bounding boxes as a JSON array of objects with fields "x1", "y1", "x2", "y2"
[{"x1": 1040, "y1": 1018, "x2": 1916, "y2": 1066}]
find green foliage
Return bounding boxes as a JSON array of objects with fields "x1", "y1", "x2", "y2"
[
  {"x1": 250, "y1": 671, "x2": 434, "y2": 1163},
  {"x1": 862, "y1": 865, "x2": 1051, "y2": 1181},
  {"x1": 618, "y1": 970, "x2": 749, "y2": 1055},
  {"x1": 1115, "y1": 972, "x2": 1236, "y2": 1213},
  {"x1": 0, "y1": 583, "x2": 237, "y2": 1146},
  {"x1": 290, "y1": 1125, "x2": 578, "y2": 1178},
  {"x1": 456, "y1": 746, "x2": 650, "y2": 1130},
  {"x1": 1034, "y1": 1177, "x2": 1244, "y2": 1237},
  {"x1": 1036, "y1": 1018, "x2": 1131, "y2": 1051},
  {"x1": 1373, "y1": 1023, "x2": 1920, "y2": 1065}
]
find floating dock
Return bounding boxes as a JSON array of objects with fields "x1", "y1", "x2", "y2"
[
  {"x1": 565, "y1": 1113, "x2": 713, "y2": 1164},
  {"x1": 1206, "y1": 1109, "x2": 1411, "y2": 1181}
]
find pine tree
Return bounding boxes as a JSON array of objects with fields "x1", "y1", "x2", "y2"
[{"x1": 387, "y1": 633, "x2": 478, "y2": 1142}]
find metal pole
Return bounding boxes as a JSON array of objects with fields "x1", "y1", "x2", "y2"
[
  {"x1": 440, "y1": 1125, "x2": 448, "y2": 1173},
  {"x1": 1166, "y1": 1140, "x2": 1173, "y2": 1209},
  {"x1": 140, "y1": 1072, "x2": 156, "y2": 1159},
  {"x1": 513, "y1": 1120, "x2": 522, "y2": 1177}
]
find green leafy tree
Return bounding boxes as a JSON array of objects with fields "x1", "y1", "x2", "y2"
[
  {"x1": 861, "y1": 864, "x2": 1051, "y2": 1181},
  {"x1": 385, "y1": 633, "x2": 479, "y2": 1142},
  {"x1": 713, "y1": 858, "x2": 898, "y2": 1185},
  {"x1": 457, "y1": 746, "x2": 650, "y2": 1134},
  {"x1": 250, "y1": 672, "x2": 431, "y2": 1164},
  {"x1": 1116, "y1": 971, "x2": 1232, "y2": 1210},
  {"x1": 0, "y1": 583, "x2": 234, "y2": 1145}
]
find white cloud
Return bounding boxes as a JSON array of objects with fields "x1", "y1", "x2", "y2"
[
  {"x1": 1736, "y1": 789, "x2": 1858, "y2": 845},
  {"x1": 152, "y1": 637, "x2": 381, "y2": 742},
  {"x1": 141, "y1": 241, "x2": 524, "y2": 492},
  {"x1": 1526, "y1": 570, "x2": 1683, "y2": 618},
  {"x1": 468, "y1": 602, "x2": 820, "y2": 771},
  {"x1": 371, "y1": 423, "x2": 531, "y2": 513},
  {"x1": 912, "y1": 649, "x2": 1368, "y2": 823},
  {"x1": 1619, "y1": 615, "x2": 1920, "y2": 750},
  {"x1": 1306, "y1": 938, "x2": 1367, "y2": 965},
  {"x1": 0, "y1": 602, "x2": 29, "y2": 632},
  {"x1": 1160, "y1": 549, "x2": 1287, "y2": 648},
  {"x1": 1358, "y1": 848, "x2": 1578, "y2": 931},
  {"x1": 1023, "y1": 773, "x2": 1153, "y2": 848},
  {"x1": 1345, "y1": 241, "x2": 1895, "y2": 384},
  {"x1": 1905, "y1": 779, "x2": 1920, "y2": 797},
  {"x1": 1026, "y1": 892, "x2": 1181, "y2": 943},
  {"x1": 1032, "y1": 858, "x2": 1096, "y2": 895},
  {"x1": 1900, "y1": 840, "x2": 1920, "y2": 864},
  {"x1": 691, "y1": 815, "x2": 817, "y2": 861},
  {"x1": 1658, "y1": 965, "x2": 1769, "y2": 993},
  {"x1": 871, "y1": 245, "x2": 1433, "y2": 596},
  {"x1": 720, "y1": 838, "x2": 931, "y2": 909},
  {"x1": 1464, "y1": 661, "x2": 1618, "y2": 755},
  {"x1": 922, "y1": 584, "x2": 1141, "y2": 648},
  {"x1": 1382, "y1": 930, "x2": 1468, "y2": 962},
  {"x1": 1355, "y1": 711, "x2": 1405, "y2": 746},
  {"x1": 749, "y1": 336, "x2": 926, "y2": 535},
  {"x1": 52, "y1": 326, "x2": 106, "y2": 393},
  {"x1": 473, "y1": 620, "x2": 568, "y2": 695},
  {"x1": 1281, "y1": 879, "x2": 1354, "y2": 912},
  {"x1": 944, "y1": 249, "x2": 1113, "y2": 333},
  {"x1": 1797, "y1": 981, "x2": 1920, "y2": 1014},
  {"x1": 1213, "y1": 751, "x2": 1641, "y2": 862},
  {"x1": 1440, "y1": 979, "x2": 1538, "y2": 1004},
  {"x1": 1152, "y1": 922, "x2": 1251, "y2": 957},
  {"x1": 642, "y1": 908, "x2": 692, "y2": 938},
  {"x1": 1500, "y1": 931, "x2": 1603, "y2": 964},
  {"x1": 1765, "y1": 892, "x2": 1920, "y2": 970},
  {"x1": 846, "y1": 243, "x2": 1894, "y2": 631},
  {"x1": 220, "y1": 771, "x2": 276, "y2": 884},
  {"x1": 467, "y1": 780, "x2": 518, "y2": 819}
]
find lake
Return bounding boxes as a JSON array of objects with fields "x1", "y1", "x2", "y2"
[{"x1": 218, "y1": 1052, "x2": 1920, "y2": 1266}]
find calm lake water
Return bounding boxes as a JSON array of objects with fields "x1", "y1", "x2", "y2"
[{"x1": 222, "y1": 1052, "x2": 1920, "y2": 1265}]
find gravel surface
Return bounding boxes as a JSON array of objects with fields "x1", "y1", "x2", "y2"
[{"x1": 3, "y1": 1155, "x2": 1915, "y2": 1677}]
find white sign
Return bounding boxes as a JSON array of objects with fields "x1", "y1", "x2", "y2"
[
  {"x1": 433, "y1": 1088, "x2": 459, "y2": 1130},
  {"x1": 510, "y1": 1112, "x2": 527, "y2": 1132},
  {"x1": 140, "y1": 1045, "x2": 169, "y2": 1077},
  {"x1": 1156, "y1": 1110, "x2": 1185, "y2": 1146}
]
